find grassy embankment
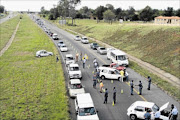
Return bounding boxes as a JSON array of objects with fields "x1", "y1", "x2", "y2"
[
  {"x1": 0, "y1": 15, "x2": 69, "y2": 119},
  {"x1": 0, "y1": 13, "x2": 9, "y2": 19},
  {"x1": 0, "y1": 15, "x2": 20, "y2": 50},
  {"x1": 43, "y1": 18, "x2": 180, "y2": 100}
]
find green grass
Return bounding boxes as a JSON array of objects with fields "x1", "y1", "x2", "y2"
[
  {"x1": 0, "y1": 15, "x2": 20, "y2": 50},
  {"x1": 50, "y1": 19, "x2": 180, "y2": 78},
  {"x1": 0, "y1": 15, "x2": 69, "y2": 119},
  {"x1": 130, "y1": 61, "x2": 180, "y2": 101}
]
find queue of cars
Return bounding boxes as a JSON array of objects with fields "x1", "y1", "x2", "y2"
[{"x1": 34, "y1": 17, "x2": 172, "y2": 120}]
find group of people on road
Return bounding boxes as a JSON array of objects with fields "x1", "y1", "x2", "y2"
[
  {"x1": 144, "y1": 104, "x2": 178, "y2": 120},
  {"x1": 130, "y1": 76, "x2": 151, "y2": 95}
]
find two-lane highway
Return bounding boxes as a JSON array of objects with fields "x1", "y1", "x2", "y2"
[{"x1": 32, "y1": 15, "x2": 180, "y2": 120}]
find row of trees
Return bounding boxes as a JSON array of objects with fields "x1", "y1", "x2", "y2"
[
  {"x1": 40, "y1": 1, "x2": 180, "y2": 24},
  {"x1": 0, "y1": 5, "x2": 5, "y2": 13}
]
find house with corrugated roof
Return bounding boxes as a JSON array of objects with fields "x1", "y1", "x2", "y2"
[{"x1": 154, "y1": 16, "x2": 180, "y2": 25}]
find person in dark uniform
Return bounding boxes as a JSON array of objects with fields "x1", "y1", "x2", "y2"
[
  {"x1": 136, "y1": 81, "x2": 143, "y2": 95},
  {"x1": 113, "y1": 87, "x2": 116, "y2": 104},
  {"x1": 130, "y1": 80, "x2": 134, "y2": 95},
  {"x1": 147, "y1": 76, "x2": 151, "y2": 90},
  {"x1": 93, "y1": 74, "x2": 97, "y2": 89},
  {"x1": 56, "y1": 54, "x2": 59, "y2": 62},
  {"x1": 104, "y1": 88, "x2": 108, "y2": 104}
]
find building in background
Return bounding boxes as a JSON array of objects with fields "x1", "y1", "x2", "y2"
[{"x1": 154, "y1": 16, "x2": 180, "y2": 26}]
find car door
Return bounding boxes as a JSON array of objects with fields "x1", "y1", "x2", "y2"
[
  {"x1": 134, "y1": 106, "x2": 145, "y2": 119},
  {"x1": 108, "y1": 70, "x2": 117, "y2": 79}
]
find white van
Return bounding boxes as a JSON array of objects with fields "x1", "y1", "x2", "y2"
[
  {"x1": 75, "y1": 93, "x2": 99, "y2": 120},
  {"x1": 107, "y1": 49, "x2": 129, "y2": 66}
]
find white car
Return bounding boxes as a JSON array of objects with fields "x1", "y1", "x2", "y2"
[
  {"x1": 36, "y1": 50, "x2": 53, "y2": 57},
  {"x1": 75, "y1": 93, "x2": 99, "y2": 120},
  {"x1": 65, "y1": 54, "x2": 75, "y2": 66},
  {"x1": 60, "y1": 44, "x2": 68, "y2": 52},
  {"x1": 81, "y1": 37, "x2": 89, "y2": 44},
  {"x1": 68, "y1": 79, "x2": 85, "y2": 97},
  {"x1": 74, "y1": 35, "x2": 81, "y2": 41},
  {"x1": 127, "y1": 101, "x2": 170, "y2": 120},
  {"x1": 68, "y1": 64, "x2": 82, "y2": 79},
  {"x1": 98, "y1": 67, "x2": 122, "y2": 81},
  {"x1": 97, "y1": 47, "x2": 107, "y2": 55},
  {"x1": 57, "y1": 40, "x2": 64, "y2": 47},
  {"x1": 52, "y1": 33, "x2": 59, "y2": 40}
]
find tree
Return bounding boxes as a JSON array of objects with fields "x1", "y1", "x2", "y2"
[
  {"x1": 175, "y1": 9, "x2": 180, "y2": 17},
  {"x1": 106, "y1": 4, "x2": 114, "y2": 11},
  {"x1": 139, "y1": 6, "x2": 153, "y2": 21},
  {"x1": 127, "y1": 6, "x2": 136, "y2": 21},
  {"x1": 164, "y1": 7, "x2": 174, "y2": 16},
  {"x1": 115, "y1": 7, "x2": 122, "y2": 19},
  {"x1": 103, "y1": 9, "x2": 115, "y2": 24},
  {"x1": 0, "y1": 5, "x2": 5, "y2": 13},
  {"x1": 40, "y1": 6, "x2": 45, "y2": 14},
  {"x1": 95, "y1": 6, "x2": 106, "y2": 22}
]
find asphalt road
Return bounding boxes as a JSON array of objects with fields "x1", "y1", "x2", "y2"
[
  {"x1": 31, "y1": 15, "x2": 179, "y2": 120},
  {"x1": 0, "y1": 12, "x2": 17, "y2": 24}
]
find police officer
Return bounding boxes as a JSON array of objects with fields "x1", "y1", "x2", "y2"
[
  {"x1": 96, "y1": 69, "x2": 100, "y2": 83},
  {"x1": 144, "y1": 109, "x2": 151, "y2": 120},
  {"x1": 104, "y1": 88, "x2": 108, "y2": 104},
  {"x1": 154, "y1": 111, "x2": 161, "y2": 120},
  {"x1": 130, "y1": 80, "x2": 134, "y2": 95},
  {"x1": 147, "y1": 76, "x2": 151, "y2": 90},
  {"x1": 83, "y1": 58, "x2": 86, "y2": 68},
  {"x1": 171, "y1": 104, "x2": 178, "y2": 120},
  {"x1": 113, "y1": 87, "x2": 116, "y2": 104},
  {"x1": 136, "y1": 81, "x2": 143, "y2": 95},
  {"x1": 56, "y1": 54, "x2": 59, "y2": 62},
  {"x1": 93, "y1": 74, "x2": 97, "y2": 89}
]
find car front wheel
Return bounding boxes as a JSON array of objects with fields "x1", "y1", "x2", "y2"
[
  {"x1": 101, "y1": 75, "x2": 105, "y2": 80},
  {"x1": 38, "y1": 55, "x2": 41, "y2": 58},
  {"x1": 130, "y1": 114, "x2": 137, "y2": 120}
]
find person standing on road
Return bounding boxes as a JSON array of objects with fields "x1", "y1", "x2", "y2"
[
  {"x1": 93, "y1": 58, "x2": 97, "y2": 65},
  {"x1": 113, "y1": 87, "x2": 116, "y2": 104},
  {"x1": 170, "y1": 104, "x2": 178, "y2": 120},
  {"x1": 136, "y1": 81, "x2": 143, "y2": 95},
  {"x1": 120, "y1": 69, "x2": 124, "y2": 82},
  {"x1": 96, "y1": 69, "x2": 100, "y2": 83},
  {"x1": 124, "y1": 69, "x2": 128, "y2": 81},
  {"x1": 75, "y1": 53, "x2": 79, "y2": 62},
  {"x1": 80, "y1": 52, "x2": 82, "y2": 61},
  {"x1": 130, "y1": 80, "x2": 134, "y2": 95},
  {"x1": 93, "y1": 74, "x2": 97, "y2": 89},
  {"x1": 83, "y1": 57, "x2": 86, "y2": 69},
  {"x1": 56, "y1": 54, "x2": 59, "y2": 62},
  {"x1": 104, "y1": 88, "x2": 108, "y2": 104},
  {"x1": 144, "y1": 109, "x2": 151, "y2": 120},
  {"x1": 147, "y1": 76, "x2": 151, "y2": 90},
  {"x1": 154, "y1": 111, "x2": 161, "y2": 120},
  {"x1": 100, "y1": 81, "x2": 104, "y2": 93}
]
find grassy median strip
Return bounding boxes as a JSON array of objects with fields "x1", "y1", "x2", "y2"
[
  {"x1": 0, "y1": 15, "x2": 69, "y2": 119},
  {"x1": 0, "y1": 15, "x2": 20, "y2": 50}
]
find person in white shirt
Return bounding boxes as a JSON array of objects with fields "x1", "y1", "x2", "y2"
[
  {"x1": 83, "y1": 58, "x2": 86, "y2": 68},
  {"x1": 171, "y1": 104, "x2": 178, "y2": 120},
  {"x1": 154, "y1": 111, "x2": 160, "y2": 120}
]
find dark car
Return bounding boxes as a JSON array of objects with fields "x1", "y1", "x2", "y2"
[{"x1": 90, "y1": 43, "x2": 99, "y2": 50}]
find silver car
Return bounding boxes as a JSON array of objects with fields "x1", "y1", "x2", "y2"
[
  {"x1": 97, "y1": 47, "x2": 107, "y2": 55},
  {"x1": 36, "y1": 50, "x2": 53, "y2": 57}
]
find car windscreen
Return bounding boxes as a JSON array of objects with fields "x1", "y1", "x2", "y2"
[
  {"x1": 70, "y1": 84, "x2": 82, "y2": 89},
  {"x1": 79, "y1": 107, "x2": 96, "y2": 116},
  {"x1": 67, "y1": 57, "x2": 73, "y2": 60},
  {"x1": 53, "y1": 35, "x2": 58, "y2": 37},
  {"x1": 100, "y1": 48, "x2": 106, "y2": 50},
  {"x1": 59, "y1": 42, "x2": 63, "y2": 44},
  {"x1": 70, "y1": 67, "x2": 79, "y2": 71},
  {"x1": 76, "y1": 36, "x2": 80, "y2": 38},
  {"x1": 152, "y1": 104, "x2": 159, "y2": 113},
  {"x1": 93, "y1": 43, "x2": 97, "y2": 45},
  {"x1": 83, "y1": 38, "x2": 87, "y2": 40},
  {"x1": 117, "y1": 55, "x2": 126, "y2": 60},
  {"x1": 62, "y1": 45, "x2": 66, "y2": 47}
]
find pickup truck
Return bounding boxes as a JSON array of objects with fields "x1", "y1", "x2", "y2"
[{"x1": 102, "y1": 63, "x2": 126, "y2": 71}]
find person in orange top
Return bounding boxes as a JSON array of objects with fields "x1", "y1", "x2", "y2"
[{"x1": 100, "y1": 81, "x2": 104, "y2": 93}]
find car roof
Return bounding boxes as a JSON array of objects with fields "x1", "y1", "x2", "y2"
[
  {"x1": 69, "y1": 64, "x2": 79, "y2": 67},
  {"x1": 66, "y1": 54, "x2": 73, "y2": 57},
  {"x1": 59, "y1": 40, "x2": 63, "y2": 42},
  {"x1": 99, "y1": 67, "x2": 116, "y2": 71},
  {"x1": 75, "y1": 35, "x2": 80, "y2": 37},
  {"x1": 70, "y1": 79, "x2": 81, "y2": 84},
  {"x1": 76, "y1": 93, "x2": 94, "y2": 108},
  {"x1": 111, "y1": 50, "x2": 126, "y2": 55},
  {"x1": 133, "y1": 101, "x2": 155, "y2": 108},
  {"x1": 61, "y1": 44, "x2": 66, "y2": 46},
  {"x1": 53, "y1": 33, "x2": 57, "y2": 35},
  {"x1": 82, "y1": 36, "x2": 87, "y2": 39}
]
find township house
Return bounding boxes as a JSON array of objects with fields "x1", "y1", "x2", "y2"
[{"x1": 154, "y1": 16, "x2": 180, "y2": 25}]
